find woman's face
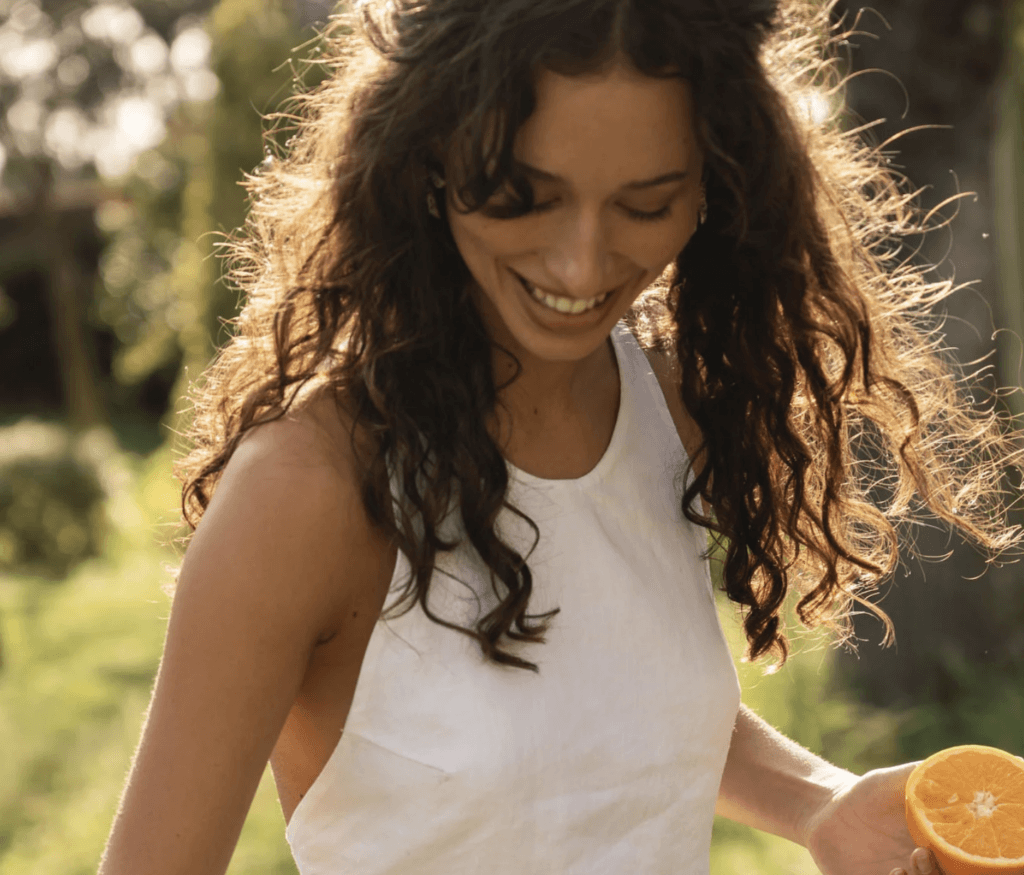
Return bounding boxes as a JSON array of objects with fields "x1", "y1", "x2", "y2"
[{"x1": 443, "y1": 57, "x2": 703, "y2": 369}]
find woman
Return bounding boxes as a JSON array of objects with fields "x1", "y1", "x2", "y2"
[{"x1": 99, "y1": 1, "x2": 1024, "y2": 874}]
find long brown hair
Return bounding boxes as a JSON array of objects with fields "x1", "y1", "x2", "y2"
[{"x1": 173, "y1": 0, "x2": 1024, "y2": 674}]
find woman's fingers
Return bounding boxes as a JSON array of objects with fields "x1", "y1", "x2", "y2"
[
  {"x1": 912, "y1": 847, "x2": 937, "y2": 873},
  {"x1": 892, "y1": 847, "x2": 939, "y2": 875}
]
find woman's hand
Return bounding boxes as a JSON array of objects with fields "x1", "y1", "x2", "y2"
[{"x1": 802, "y1": 762, "x2": 944, "y2": 875}]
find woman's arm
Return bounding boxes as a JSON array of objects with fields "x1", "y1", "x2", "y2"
[
  {"x1": 714, "y1": 704, "x2": 859, "y2": 847},
  {"x1": 98, "y1": 406, "x2": 389, "y2": 875}
]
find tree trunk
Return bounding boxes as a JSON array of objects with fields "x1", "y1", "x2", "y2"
[
  {"x1": 991, "y1": 36, "x2": 1024, "y2": 420},
  {"x1": 30, "y1": 159, "x2": 106, "y2": 432}
]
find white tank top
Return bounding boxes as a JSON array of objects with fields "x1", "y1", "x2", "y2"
[{"x1": 285, "y1": 319, "x2": 742, "y2": 875}]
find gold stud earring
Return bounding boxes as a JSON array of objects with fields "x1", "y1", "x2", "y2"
[{"x1": 698, "y1": 186, "x2": 708, "y2": 226}]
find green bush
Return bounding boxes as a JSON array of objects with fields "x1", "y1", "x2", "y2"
[{"x1": 0, "y1": 420, "x2": 108, "y2": 580}]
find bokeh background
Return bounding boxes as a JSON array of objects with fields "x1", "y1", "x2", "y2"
[{"x1": 0, "y1": 1, "x2": 1022, "y2": 872}]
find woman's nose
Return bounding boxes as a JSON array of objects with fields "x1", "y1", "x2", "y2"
[{"x1": 542, "y1": 210, "x2": 614, "y2": 296}]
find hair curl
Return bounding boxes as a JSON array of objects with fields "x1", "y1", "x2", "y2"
[{"x1": 173, "y1": 0, "x2": 1024, "y2": 674}]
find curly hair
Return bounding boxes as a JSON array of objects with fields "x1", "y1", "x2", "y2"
[{"x1": 172, "y1": 0, "x2": 1024, "y2": 674}]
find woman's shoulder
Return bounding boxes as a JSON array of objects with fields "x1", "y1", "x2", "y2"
[
  {"x1": 234, "y1": 381, "x2": 362, "y2": 473},
  {"x1": 228, "y1": 381, "x2": 387, "y2": 516},
  {"x1": 203, "y1": 381, "x2": 396, "y2": 634},
  {"x1": 221, "y1": 382, "x2": 393, "y2": 575}
]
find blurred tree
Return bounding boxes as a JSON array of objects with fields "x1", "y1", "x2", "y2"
[
  {"x1": 0, "y1": 0, "x2": 221, "y2": 433},
  {"x1": 163, "y1": 0, "x2": 331, "y2": 425},
  {"x1": 0, "y1": 158, "x2": 110, "y2": 428},
  {"x1": 822, "y1": 0, "x2": 1024, "y2": 752},
  {"x1": 0, "y1": 0, "x2": 333, "y2": 443}
]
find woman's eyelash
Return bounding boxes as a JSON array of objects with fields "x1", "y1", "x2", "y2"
[
  {"x1": 626, "y1": 205, "x2": 671, "y2": 222},
  {"x1": 511, "y1": 200, "x2": 672, "y2": 222}
]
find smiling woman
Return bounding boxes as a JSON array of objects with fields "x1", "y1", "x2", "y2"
[
  {"x1": 442, "y1": 62, "x2": 704, "y2": 426},
  {"x1": 96, "y1": 2, "x2": 1024, "y2": 875}
]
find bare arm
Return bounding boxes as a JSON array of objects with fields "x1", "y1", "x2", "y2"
[
  {"x1": 714, "y1": 704, "x2": 858, "y2": 846},
  {"x1": 98, "y1": 405, "x2": 386, "y2": 875}
]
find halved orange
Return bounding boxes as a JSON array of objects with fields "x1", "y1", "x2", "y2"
[{"x1": 905, "y1": 745, "x2": 1024, "y2": 875}]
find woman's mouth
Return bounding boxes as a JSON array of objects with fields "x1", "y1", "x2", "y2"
[{"x1": 512, "y1": 270, "x2": 616, "y2": 316}]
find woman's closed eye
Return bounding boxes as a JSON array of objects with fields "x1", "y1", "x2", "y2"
[{"x1": 492, "y1": 198, "x2": 673, "y2": 223}]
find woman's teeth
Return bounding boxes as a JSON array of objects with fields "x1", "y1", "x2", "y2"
[{"x1": 519, "y1": 275, "x2": 612, "y2": 315}]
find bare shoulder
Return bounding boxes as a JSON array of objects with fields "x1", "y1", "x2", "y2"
[
  {"x1": 224, "y1": 383, "x2": 395, "y2": 630},
  {"x1": 232, "y1": 384, "x2": 368, "y2": 486}
]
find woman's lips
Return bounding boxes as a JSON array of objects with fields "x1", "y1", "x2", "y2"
[{"x1": 509, "y1": 272, "x2": 618, "y2": 317}]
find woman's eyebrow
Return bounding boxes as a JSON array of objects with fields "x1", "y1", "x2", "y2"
[{"x1": 513, "y1": 159, "x2": 688, "y2": 190}]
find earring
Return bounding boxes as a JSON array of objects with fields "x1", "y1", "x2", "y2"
[
  {"x1": 698, "y1": 185, "x2": 708, "y2": 226},
  {"x1": 426, "y1": 168, "x2": 446, "y2": 219}
]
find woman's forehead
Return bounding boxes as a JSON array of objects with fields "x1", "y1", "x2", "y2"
[
  {"x1": 519, "y1": 64, "x2": 697, "y2": 157},
  {"x1": 444, "y1": 63, "x2": 699, "y2": 183}
]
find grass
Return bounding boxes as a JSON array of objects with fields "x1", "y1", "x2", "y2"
[{"x1": 0, "y1": 438, "x2": 957, "y2": 874}]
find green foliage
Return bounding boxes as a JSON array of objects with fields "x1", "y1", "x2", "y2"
[
  {"x1": 880, "y1": 648, "x2": 1024, "y2": 765},
  {"x1": 91, "y1": 154, "x2": 192, "y2": 394},
  {"x1": 173, "y1": 0, "x2": 299, "y2": 365},
  {"x1": 86, "y1": 0, "x2": 331, "y2": 429},
  {"x1": 0, "y1": 420, "x2": 108, "y2": 580},
  {"x1": 0, "y1": 441, "x2": 301, "y2": 875},
  {"x1": 166, "y1": 0, "x2": 330, "y2": 428}
]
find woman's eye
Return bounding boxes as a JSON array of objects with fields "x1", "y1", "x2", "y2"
[
  {"x1": 624, "y1": 205, "x2": 671, "y2": 222},
  {"x1": 512, "y1": 200, "x2": 672, "y2": 223}
]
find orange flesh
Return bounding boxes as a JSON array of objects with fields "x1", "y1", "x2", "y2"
[{"x1": 907, "y1": 747, "x2": 1024, "y2": 867}]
